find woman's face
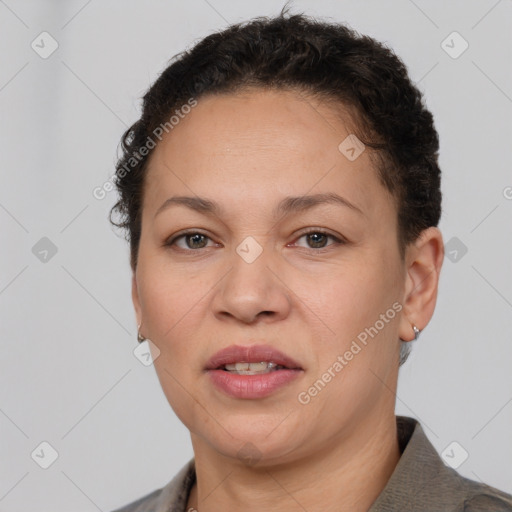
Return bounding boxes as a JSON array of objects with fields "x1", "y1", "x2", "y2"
[{"x1": 133, "y1": 89, "x2": 412, "y2": 464}]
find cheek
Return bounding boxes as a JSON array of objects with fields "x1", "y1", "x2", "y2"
[
  {"x1": 304, "y1": 256, "x2": 402, "y2": 376},
  {"x1": 303, "y1": 264, "x2": 392, "y2": 338},
  {"x1": 137, "y1": 262, "x2": 211, "y2": 427},
  {"x1": 138, "y1": 258, "x2": 211, "y2": 339}
]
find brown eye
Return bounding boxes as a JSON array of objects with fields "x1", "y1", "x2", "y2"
[
  {"x1": 165, "y1": 232, "x2": 214, "y2": 251},
  {"x1": 305, "y1": 232, "x2": 329, "y2": 248},
  {"x1": 293, "y1": 230, "x2": 344, "y2": 250},
  {"x1": 184, "y1": 233, "x2": 209, "y2": 249}
]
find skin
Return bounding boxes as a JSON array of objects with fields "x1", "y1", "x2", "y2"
[{"x1": 131, "y1": 88, "x2": 444, "y2": 512}]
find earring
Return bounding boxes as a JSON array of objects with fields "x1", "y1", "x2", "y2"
[
  {"x1": 137, "y1": 323, "x2": 146, "y2": 343},
  {"x1": 400, "y1": 323, "x2": 421, "y2": 342}
]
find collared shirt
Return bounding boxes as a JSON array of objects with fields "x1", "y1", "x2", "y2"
[{"x1": 112, "y1": 416, "x2": 512, "y2": 511}]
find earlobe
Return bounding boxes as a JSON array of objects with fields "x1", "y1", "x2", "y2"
[
  {"x1": 132, "y1": 273, "x2": 149, "y2": 345},
  {"x1": 398, "y1": 227, "x2": 444, "y2": 341}
]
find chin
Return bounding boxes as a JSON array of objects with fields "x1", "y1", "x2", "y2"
[{"x1": 196, "y1": 414, "x2": 306, "y2": 464}]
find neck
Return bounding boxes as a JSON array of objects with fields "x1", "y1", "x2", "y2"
[{"x1": 187, "y1": 411, "x2": 400, "y2": 512}]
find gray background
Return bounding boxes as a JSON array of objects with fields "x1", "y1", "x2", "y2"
[{"x1": 1, "y1": 0, "x2": 511, "y2": 510}]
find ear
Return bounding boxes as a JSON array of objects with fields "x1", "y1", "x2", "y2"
[
  {"x1": 398, "y1": 227, "x2": 444, "y2": 341},
  {"x1": 132, "y1": 272, "x2": 142, "y2": 327}
]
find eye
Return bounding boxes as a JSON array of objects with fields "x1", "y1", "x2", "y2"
[
  {"x1": 165, "y1": 231, "x2": 217, "y2": 251},
  {"x1": 291, "y1": 229, "x2": 345, "y2": 251},
  {"x1": 164, "y1": 228, "x2": 345, "y2": 254}
]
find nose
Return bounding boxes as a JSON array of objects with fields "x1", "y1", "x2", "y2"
[{"x1": 212, "y1": 244, "x2": 292, "y2": 325}]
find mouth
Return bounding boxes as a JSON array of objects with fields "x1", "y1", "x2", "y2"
[
  {"x1": 205, "y1": 344, "x2": 303, "y2": 373},
  {"x1": 204, "y1": 344, "x2": 304, "y2": 399},
  {"x1": 221, "y1": 361, "x2": 289, "y2": 375}
]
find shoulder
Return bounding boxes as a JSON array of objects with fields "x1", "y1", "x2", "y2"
[
  {"x1": 110, "y1": 458, "x2": 196, "y2": 512},
  {"x1": 461, "y1": 480, "x2": 512, "y2": 512},
  {"x1": 110, "y1": 487, "x2": 162, "y2": 512},
  {"x1": 370, "y1": 417, "x2": 512, "y2": 511}
]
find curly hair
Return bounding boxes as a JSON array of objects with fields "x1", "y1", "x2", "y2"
[{"x1": 109, "y1": 10, "x2": 442, "y2": 364}]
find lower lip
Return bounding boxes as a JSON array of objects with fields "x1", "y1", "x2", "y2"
[{"x1": 207, "y1": 369, "x2": 303, "y2": 399}]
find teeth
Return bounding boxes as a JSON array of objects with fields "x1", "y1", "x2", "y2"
[{"x1": 223, "y1": 361, "x2": 282, "y2": 374}]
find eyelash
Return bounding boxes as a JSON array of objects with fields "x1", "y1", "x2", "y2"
[{"x1": 164, "y1": 229, "x2": 346, "y2": 254}]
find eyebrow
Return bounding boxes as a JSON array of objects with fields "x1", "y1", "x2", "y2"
[{"x1": 154, "y1": 192, "x2": 365, "y2": 220}]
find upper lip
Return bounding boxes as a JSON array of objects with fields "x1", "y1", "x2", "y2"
[{"x1": 205, "y1": 344, "x2": 303, "y2": 370}]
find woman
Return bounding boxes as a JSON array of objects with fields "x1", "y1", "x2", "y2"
[{"x1": 109, "y1": 11, "x2": 512, "y2": 512}]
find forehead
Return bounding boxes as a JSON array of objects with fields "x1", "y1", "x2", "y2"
[
  {"x1": 143, "y1": 89, "x2": 393, "y2": 222},
  {"x1": 161, "y1": 88, "x2": 361, "y2": 157}
]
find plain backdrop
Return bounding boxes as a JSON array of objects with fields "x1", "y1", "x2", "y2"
[{"x1": 1, "y1": 1, "x2": 511, "y2": 510}]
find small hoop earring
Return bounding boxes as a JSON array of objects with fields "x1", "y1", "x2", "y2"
[
  {"x1": 400, "y1": 323, "x2": 421, "y2": 342},
  {"x1": 137, "y1": 323, "x2": 146, "y2": 343}
]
